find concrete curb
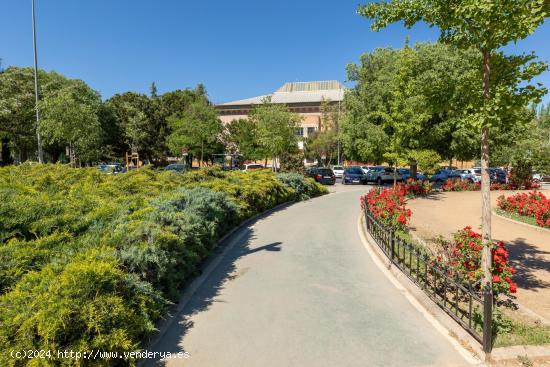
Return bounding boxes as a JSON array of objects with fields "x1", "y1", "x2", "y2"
[
  {"x1": 493, "y1": 210, "x2": 550, "y2": 235},
  {"x1": 357, "y1": 213, "x2": 484, "y2": 365},
  {"x1": 138, "y1": 200, "x2": 295, "y2": 364}
]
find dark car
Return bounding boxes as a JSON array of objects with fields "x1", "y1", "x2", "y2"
[
  {"x1": 342, "y1": 166, "x2": 367, "y2": 185},
  {"x1": 165, "y1": 164, "x2": 188, "y2": 173},
  {"x1": 306, "y1": 167, "x2": 336, "y2": 185},
  {"x1": 489, "y1": 168, "x2": 507, "y2": 184},
  {"x1": 399, "y1": 168, "x2": 426, "y2": 181},
  {"x1": 430, "y1": 169, "x2": 455, "y2": 183}
]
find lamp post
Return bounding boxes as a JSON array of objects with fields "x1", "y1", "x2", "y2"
[{"x1": 32, "y1": 0, "x2": 44, "y2": 163}]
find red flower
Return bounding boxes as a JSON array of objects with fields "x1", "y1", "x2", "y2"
[{"x1": 492, "y1": 275, "x2": 501, "y2": 283}]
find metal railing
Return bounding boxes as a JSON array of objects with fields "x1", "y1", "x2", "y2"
[{"x1": 364, "y1": 208, "x2": 493, "y2": 352}]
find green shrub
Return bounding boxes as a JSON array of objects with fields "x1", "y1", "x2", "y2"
[
  {"x1": 276, "y1": 172, "x2": 327, "y2": 201},
  {"x1": 0, "y1": 164, "x2": 326, "y2": 365}
]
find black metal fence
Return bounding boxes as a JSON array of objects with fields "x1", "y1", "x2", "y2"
[{"x1": 364, "y1": 208, "x2": 493, "y2": 352}]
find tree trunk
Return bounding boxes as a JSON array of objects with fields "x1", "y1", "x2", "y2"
[
  {"x1": 200, "y1": 141, "x2": 204, "y2": 168},
  {"x1": 0, "y1": 138, "x2": 12, "y2": 166},
  {"x1": 481, "y1": 49, "x2": 492, "y2": 288},
  {"x1": 393, "y1": 164, "x2": 397, "y2": 187},
  {"x1": 411, "y1": 162, "x2": 418, "y2": 180}
]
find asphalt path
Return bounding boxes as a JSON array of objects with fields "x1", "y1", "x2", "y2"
[{"x1": 144, "y1": 184, "x2": 471, "y2": 367}]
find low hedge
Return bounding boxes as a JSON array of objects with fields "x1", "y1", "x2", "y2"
[{"x1": 0, "y1": 164, "x2": 325, "y2": 366}]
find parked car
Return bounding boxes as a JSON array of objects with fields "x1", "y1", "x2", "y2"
[
  {"x1": 430, "y1": 169, "x2": 455, "y2": 183},
  {"x1": 365, "y1": 166, "x2": 385, "y2": 183},
  {"x1": 98, "y1": 163, "x2": 124, "y2": 174},
  {"x1": 307, "y1": 167, "x2": 336, "y2": 185},
  {"x1": 366, "y1": 166, "x2": 402, "y2": 184},
  {"x1": 164, "y1": 163, "x2": 188, "y2": 173},
  {"x1": 241, "y1": 163, "x2": 265, "y2": 171},
  {"x1": 398, "y1": 168, "x2": 426, "y2": 181},
  {"x1": 332, "y1": 165, "x2": 345, "y2": 178},
  {"x1": 361, "y1": 166, "x2": 377, "y2": 175},
  {"x1": 450, "y1": 168, "x2": 481, "y2": 183},
  {"x1": 342, "y1": 166, "x2": 367, "y2": 185},
  {"x1": 471, "y1": 167, "x2": 507, "y2": 183},
  {"x1": 489, "y1": 168, "x2": 507, "y2": 184}
]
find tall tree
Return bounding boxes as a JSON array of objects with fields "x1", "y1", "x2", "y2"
[
  {"x1": 249, "y1": 99, "x2": 302, "y2": 171},
  {"x1": 106, "y1": 92, "x2": 154, "y2": 158},
  {"x1": 358, "y1": 1, "x2": 549, "y2": 294},
  {"x1": 225, "y1": 118, "x2": 265, "y2": 162},
  {"x1": 39, "y1": 79, "x2": 103, "y2": 164},
  {"x1": 166, "y1": 99, "x2": 223, "y2": 166}
]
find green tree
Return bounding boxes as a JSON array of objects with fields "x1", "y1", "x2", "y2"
[
  {"x1": 39, "y1": 79, "x2": 103, "y2": 164},
  {"x1": 305, "y1": 99, "x2": 340, "y2": 166},
  {"x1": 359, "y1": 0, "x2": 549, "y2": 305},
  {"x1": 225, "y1": 118, "x2": 265, "y2": 161},
  {"x1": 166, "y1": 99, "x2": 223, "y2": 166},
  {"x1": 343, "y1": 43, "x2": 482, "y2": 171},
  {"x1": 106, "y1": 92, "x2": 154, "y2": 158},
  {"x1": 249, "y1": 99, "x2": 302, "y2": 171}
]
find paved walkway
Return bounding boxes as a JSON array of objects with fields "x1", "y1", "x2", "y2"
[
  {"x1": 144, "y1": 185, "x2": 469, "y2": 367},
  {"x1": 408, "y1": 190, "x2": 550, "y2": 321}
]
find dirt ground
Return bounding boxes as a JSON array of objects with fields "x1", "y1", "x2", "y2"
[{"x1": 407, "y1": 189, "x2": 550, "y2": 322}]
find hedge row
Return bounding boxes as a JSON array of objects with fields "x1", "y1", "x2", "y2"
[{"x1": 0, "y1": 164, "x2": 326, "y2": 366}]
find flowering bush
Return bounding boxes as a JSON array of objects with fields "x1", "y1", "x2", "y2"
[
  {"x1": 441, "y1": 179, "x2": 481, "y2": 191},
  {"x1": 361, "y1": 186, "x2": 412, "y2": 231},
  {"x1": 497, "y1": 191, "x2": 550, "y2": 228},
  {"x1": 449, "y1": 227, "x2": 517, "y2": 296},
  {"x1": 441, "y1": 179, "x2": 540, "y2": 192},
  {"x1": 398, "y1": 178, "x2": 433, "y2": 197}
]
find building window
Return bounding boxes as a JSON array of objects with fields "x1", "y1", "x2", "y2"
[
  {"x1": 295, "y1": 127, "x2": 304, "y2": 137},
  {"x1": 307, "y1": 127, "x2": 316, "y2": 136}
]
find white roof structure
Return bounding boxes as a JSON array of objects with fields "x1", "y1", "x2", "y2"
[{"x1": 218, "y1": 81, "x2": 345, "y2": 107}]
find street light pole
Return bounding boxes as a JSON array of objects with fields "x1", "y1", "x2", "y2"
[{"x1": 32, "y1": 0, "x2": 44, "y2": 163}]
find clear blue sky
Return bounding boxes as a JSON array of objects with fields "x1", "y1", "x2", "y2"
[{"x1": 1, "y1": 0, "x2": 549, "y2": 104}]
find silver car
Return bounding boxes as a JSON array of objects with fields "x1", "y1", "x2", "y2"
[
  {"x1": 452, "y1": 168, "x2": 481, "y2": 183},
  {"x1": 366, "y1": 166, "x2": 403, "y2": 184}
]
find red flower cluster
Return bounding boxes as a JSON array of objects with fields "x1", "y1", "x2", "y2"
[
  {"x1": 450, "y1": 227, "x2": 517, "y2": 296},
  {"x1": 441, "y1": 179, "x2": 540, "y2": 192},
  {"x1": 441, "y1": 180, "x2": 481, "y2": 192},
  {"x1": 497, "y1": 191, "x2": 550, "y2": 228},
  {"x1": 361, "y1": 186, "x2": 412, "y2": 231},
  {"x1": 397, "y1": 179, "x2": 433, "y2": 197}
]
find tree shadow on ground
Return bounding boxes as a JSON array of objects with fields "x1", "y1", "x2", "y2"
[
  {"x1": 141, "y1": 207, "x2": 288, "y2": 367},
  {"x1": 505, "y1": 237, "x2": 550, "y2": 291}
]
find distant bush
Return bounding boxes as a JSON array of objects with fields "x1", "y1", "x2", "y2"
[
  {"x1": 277, "y1": 172, "x2": 327, "y2": 201},
  {"x1": 0, "y1": 164, "x2": 325, "y2": 365}
]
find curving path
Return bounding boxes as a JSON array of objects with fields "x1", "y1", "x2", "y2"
[{"x1": 144, "y1": 185, "x2": 470, "y2": 367}]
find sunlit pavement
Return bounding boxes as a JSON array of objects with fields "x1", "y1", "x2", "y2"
[{"x1": 144, "y1": 183, "x2": 471, "y2": 367}]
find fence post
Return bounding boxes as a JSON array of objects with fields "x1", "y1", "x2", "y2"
[
  {"x1": 482, "y1": 282, "x2": 493, "y2": 355},
  {"x1": 390, "y1": 230, "x2": 395, "y2": 260}
]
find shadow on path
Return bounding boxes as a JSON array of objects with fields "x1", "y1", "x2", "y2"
[
  {"x1": 143, "y1": 208, "x2": 287, "y2": 367},
  {"x1": 506, "y1": 238, "x2": 550, "y2": 291}
]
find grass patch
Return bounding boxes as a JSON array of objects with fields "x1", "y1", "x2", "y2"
[
  {"x1": 493, "y1": 311, "x2": 550, "y2": 347},
  {"x1": 495, "y1": 208, "x2": 541, "y2": 228}
]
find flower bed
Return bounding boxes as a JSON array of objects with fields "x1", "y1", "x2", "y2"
[
  {"x1": 497, "y1": 191, "x2": 550, "y2": 228},
  {"x1": 447, "y1": 227, "x2": 517, "y2": 295},
  {"x1": 361, "y1": 186, "x2": 411, "y2": 231},
  {"x1": 441, "y1": 179, "x2": 540, "y2": 192},
  {"x1": 398, "y1": 178, "x2": 433, "y2": 197},
  {"x1": 362, "y1": 186, "x2": 517, "y2": 297}
]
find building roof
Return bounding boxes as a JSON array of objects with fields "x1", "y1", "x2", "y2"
[{"x1": 217, "y1": 80, "x2": 345, "y2": 107}]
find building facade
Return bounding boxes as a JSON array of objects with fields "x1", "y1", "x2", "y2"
[{"x1": 216, "y1": 80, "x2": 345, "y2": 145}]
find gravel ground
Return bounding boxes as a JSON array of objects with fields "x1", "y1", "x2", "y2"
[{"x1": 407, "y1": 189, "x2": 550, "y2": 322}]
